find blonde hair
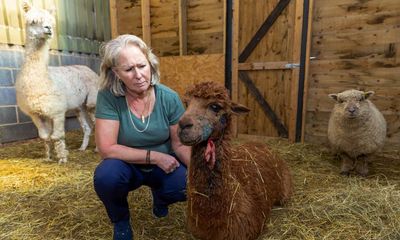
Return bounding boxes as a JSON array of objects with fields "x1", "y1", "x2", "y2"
[{"x1": 98, "y1": 34, "x2": 160, "y2": 96}]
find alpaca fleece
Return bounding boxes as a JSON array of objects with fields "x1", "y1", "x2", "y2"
[
  {"x1": 179, "y1": 81, "x2": 293, "y2": 240},
  {"x1": 16, "y1": 1, "x2": 99, "y2": 163}
]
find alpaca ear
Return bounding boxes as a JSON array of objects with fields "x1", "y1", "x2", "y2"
[
  {"x1": 231, "y1": 102, "x2": 250, "y2": 115},
  {"x1": 22, "y1": 0, "x2": 32, "y2": 13},
  {"x1": 47, "y1": 6, "x2": 56, "y2": 16},
  {"x1": 328, "y1": 94, "x2": 338, "y2": 102},
  {"x1": 364, "y1": 91, "x2": 374, "y2": 99}
]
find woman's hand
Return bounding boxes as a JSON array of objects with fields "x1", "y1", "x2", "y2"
[{"x1": 152, "y1": 151, "x2": 180, "y2": 174}]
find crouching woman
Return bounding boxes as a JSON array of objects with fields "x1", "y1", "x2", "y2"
[{"x1": 93, "y1": 34, "x2": 191, "y2": 240}]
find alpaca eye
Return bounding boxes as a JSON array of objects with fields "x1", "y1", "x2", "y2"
[
  {"x1": 338, "y1": 99, "x2": 344, "y2": 104},
  {"x1": 209, "y1": 103, "x2": 222, "y2": 113}
]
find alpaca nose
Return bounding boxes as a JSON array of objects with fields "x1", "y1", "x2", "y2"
[
  {"x1": 179, "y1": 118, "x2": 193, "y2": 131},
  {"x1": 44, "y1": 26, "x2": 52, "y2": 34}
]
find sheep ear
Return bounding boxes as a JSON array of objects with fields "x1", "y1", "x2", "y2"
[
  {"x1": 364, "y1": 91, "x2": 374, "y2": 99},
  {"x1": 231, "y1": 102, "x2": 250, "y2": 115},
  {"x1": 329, "y1": 94, "x2": 338, "y2": 102},
  {"x1": 22, "y1": 0, "x2": 32, "y2": 13}
]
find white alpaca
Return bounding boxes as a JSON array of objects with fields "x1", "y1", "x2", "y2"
[{"x1": 15, "y1": 1, "x2": 99, "y2": 163}]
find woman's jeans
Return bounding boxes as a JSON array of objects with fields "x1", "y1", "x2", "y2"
[{"x1": 93, "y1": 157, "x2": 187, "y2": 223}]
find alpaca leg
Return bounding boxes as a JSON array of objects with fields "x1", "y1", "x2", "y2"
[
  {"x1": 87, "y1": 107, "x2": 98, "y2": 152},
  {"x1": 30, "y1": 115, "x2": 53, "y2": 161},
  {"x1": 76, "y1": 108, "x2": 92, "y2": 151},
  {"x1": 51, "y1": 114, "x2": 69, "y2": 163}
]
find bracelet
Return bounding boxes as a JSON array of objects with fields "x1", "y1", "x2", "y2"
[{"x1": 146, "y1": 150, "x2": 151, "y2": 164}]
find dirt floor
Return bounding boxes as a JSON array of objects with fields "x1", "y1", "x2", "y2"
[{"x1": 0, "y1": 130, "x2": 399, "y2": 240}]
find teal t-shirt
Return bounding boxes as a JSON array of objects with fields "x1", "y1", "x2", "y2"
[{"x1": 95, "y1": 84, "x2": 185, "y2": 154}]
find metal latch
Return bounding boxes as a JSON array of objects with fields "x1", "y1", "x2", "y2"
[{"x1": 285, "y1": 63, "x2": 300, "y2": 69}]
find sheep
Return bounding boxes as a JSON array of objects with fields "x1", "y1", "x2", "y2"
[
  {"x1": 177, "y1": 81, "x2": 293, "y2": 240},
  {"x1": 15, "y1": 1, "x2": 99, "y2": 163},
  {"x1": 327, "y1": 89, "x2": 387, "y2": 176}
]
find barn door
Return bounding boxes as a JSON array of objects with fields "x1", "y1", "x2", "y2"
[{"x1": 232, "y1": 0, "x2": 313, "y2": 141}]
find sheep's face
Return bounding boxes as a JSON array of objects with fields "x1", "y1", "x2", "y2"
[
  {"x1": 329, "y1": 89, "x2": 374, "y2": 119},
  {"x1": 23, "y1": 1, "x2": 55, "y2": 40},
  {"x1": 178, "y1": 81, "x2": 250, "y2": 146}
]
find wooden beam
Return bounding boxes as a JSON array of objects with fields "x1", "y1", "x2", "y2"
[
  {"x1": 231, "y1": 0, "x2": 239, "y2": 137},
  {"x1": 288, "y1": 0, "x2": 304, "y2": 142},
  {"x1": 238, "y1": 61, "x2": 298, "y2": 71},
  {"x1": 300, "y1": 0, "x2": 315, "y2": 143},
  {"x1": 109, "y1": 0, "x2": 118, "y2": 38},
  {"x1": 179, "y1": 0, "x2": 187, "y2": 55},
  {"x1": 141, "y1": 0, "x2": 151, "y2": 46},
  {"x1": 238, "y1": 0, "x2": 291, "y2": 63},
  {"x1": 239, "y1": 71, "x2": 288, "y2": 138}
]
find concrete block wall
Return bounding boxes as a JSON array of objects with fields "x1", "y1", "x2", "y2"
[{"x1": 0, "y1": 44, "x2": 101, "y2": 144}]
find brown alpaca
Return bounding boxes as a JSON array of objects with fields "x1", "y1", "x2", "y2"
[{"x1": 178, "y1": 81, "x2": 293, "y2": 240}]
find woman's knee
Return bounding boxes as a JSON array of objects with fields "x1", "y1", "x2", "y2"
[{"x1": 94, "y1": 159, "x2": 134, "y2": 192}]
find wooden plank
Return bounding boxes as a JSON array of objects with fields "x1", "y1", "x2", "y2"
[
  {"x1": 109, "y1": 0, "x2": 118, "y2": 38},
  {"x1": 56, "y1": 0, "x2": 68, "y2": 50},
  {"x1": 179, "y1": 0, "x2": 187, "y2": 55},
  {"x1": 4, "y1": 0, "x2": 24, "y2": 45},
  {"x1": 312, "y1": 42, "x2": 399, "y2": 61},
  {"x1": 313, "y1": 10, "x2": 400, "y2": 35},
  {"x1": 116, "y1": 0, "x2": 142, "y2": 37},
  {"x1": 288, "y1": 0, "x2": 304, "y2": 142},
  {"x1": 311, "y1": 28, "x2": 399, "y2": 52},
  {"x1": 300, "y1": 0, "x2": 314, "y2": 142},
  {"x1": 102, "y1": 0, "x2": 112, "y2": 41},
  {"x1": 0, "y1": 0, "x2": 9, "y2": 44},
  {"x1": 231, "y1": 0, "x2": 239, "y2": 137},
  {"x1": 238, "y1": 61, "x2": 295, "y2": 70},
  {"x1": 94, "y1": 0, "x2": 105, "y2": 40},
  {"x1": 141, "y1": 0, "x2": 151, "y2": 46},
  {"x1": 65, "y1": 0, "x2": 78, "y2": 51},
  {"x1": 313, "y1": 0, "x2": 399, "y2": 19}
]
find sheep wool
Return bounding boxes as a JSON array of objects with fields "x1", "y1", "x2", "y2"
[
  {"x1": 15, "y1": 1, "x2": 99, "y2": 163},
  {"x1": 327, "y1": 89, "x2": 387, "y2": 176},
  {"x1": 178, "y1": 81, "x2": 293, "y2": 240}
]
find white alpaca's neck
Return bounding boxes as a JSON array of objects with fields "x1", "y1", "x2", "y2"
[
  {"x1": 23, "y1": 37, "x2": 50, "y2": 69},
  {"x1": 18, "y1": 36, "x2": 52, "y2": 89}
]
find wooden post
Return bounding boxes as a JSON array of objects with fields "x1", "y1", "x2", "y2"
[
  {"x1": 179, "y1": 0, "x2": 187, "y2": 55},
  {"x1": 300, "y1": 0, "x2": 314, "y2": 143},
  {"x1": 109, "y1": 0, "x2": 118, "y2": 38},
  {"x1": 231, "y1": 0, "x2": 239, "y2": 137},
  {"x1": 288, "y1": 0, "x2": 304, "y2": 142},
  {"x1": 141, "y1": 0, "x2": 151, "y2": 46}
]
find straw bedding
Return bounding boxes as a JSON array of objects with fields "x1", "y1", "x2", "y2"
[{"x1": 0, "y1": 130, "x2": 399, "y2": 240}]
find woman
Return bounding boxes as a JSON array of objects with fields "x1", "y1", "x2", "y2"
[{"x1": 93, "y1": 34, "x2": 191, "y2": 240}]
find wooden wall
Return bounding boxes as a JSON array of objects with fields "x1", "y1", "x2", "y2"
[
  {"x1": 304, "y1": 0, "x2": 400, "y2": 153},
  {"x1": 113, "y1": 0, "x2": 224, "y2": 57}
]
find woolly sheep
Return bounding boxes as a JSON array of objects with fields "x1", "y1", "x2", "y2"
[
  {"x1": 178, "y1": 81, "x2": 293, "y2": 240},
  {"x1": 15, "y1": 1, "x2": 99, "y2": 163},
  {"x1": 327, "y1": 89, "x2": 387, "y2": 176}
]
